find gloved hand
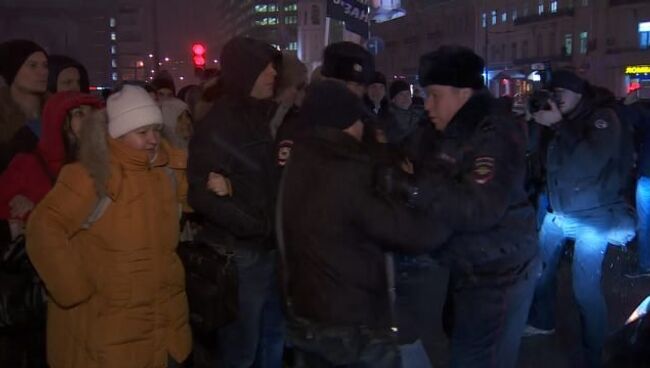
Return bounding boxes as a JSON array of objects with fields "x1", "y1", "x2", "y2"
[{"x1": 374, "y1": 165, "x2": 421, "y2": 208}]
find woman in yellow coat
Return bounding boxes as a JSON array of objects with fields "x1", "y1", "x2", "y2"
[{"x1": 26, "y1": 85, "x2": 191, "y2": 368}]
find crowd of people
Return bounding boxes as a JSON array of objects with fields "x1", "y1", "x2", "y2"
[{"x1": 0, "y1": 34, "x2": 648, "y2": 368}]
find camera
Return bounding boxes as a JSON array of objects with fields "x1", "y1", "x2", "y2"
[{"x1": 527, "y1": 89, "x2": 559, "y2": 113}]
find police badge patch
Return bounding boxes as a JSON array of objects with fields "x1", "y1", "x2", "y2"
[
  {"x1": 473, "y1": 156, "x2": 495, "y2": 184},
  {"x1": 594, "y1": 119, "x2": 609, "y2": 129}
]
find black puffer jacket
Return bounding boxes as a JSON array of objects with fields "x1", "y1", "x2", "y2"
[
  {"x1": 282, "y1": 127, "x2": 451, "y2": 328},
  {"x1": 188, "y1": 37, "x2": 281, "y2": 250},
  {"x1": 418, "y1": 92, "x2": 538, "y2": 288}
]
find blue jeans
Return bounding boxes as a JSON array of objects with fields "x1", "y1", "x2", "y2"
[
  {"x1": 528, "y1": 208, "x2": 629, "y2": 368},
  {"x1": 637, "y1": 176, "x2": 650, "y2": 270},
  {"x1": 216, "y1": 249, "x2": 285, "y2": 368},
  {"x1": 449, "y1": 259, "x2": 540, "y2": 368}
]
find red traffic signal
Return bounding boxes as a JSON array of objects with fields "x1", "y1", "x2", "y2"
[{"x1": 192, "y1": 43, "x2": 207, "y2": 69}]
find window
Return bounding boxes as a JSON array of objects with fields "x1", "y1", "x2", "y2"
[
  {"x1": 512, "y1": 9, "x2": 518, "y2": 21},
  {"x1": 287, "y1": 42, "x2": 298, "y2": 51},
  {"x1": 502, "y1": 12, "x2": 507, "y2": 22},
  {"x1": 491, "y1": 10, "x2": 497, "y2": 25},
  {"x1": 109, "y1": 17, "x2": 116, "y2": 27},
  {"x1": 111, "y1": 59, "x2": 117, "y2": 68},
  {"x1": 110, "y1": 32, "x2": 117, "y2": 41},
  {"x1": 481, "y1": 13, "x2": 487, "y2": 28},
  {"x1": 111, "y1": 72, "x2": 118, "y2": 81},
  {"x1": 284, "y1": 4, "x2": 297, "y2": 12},
  {"x1": 311, "y1": 5, "x2": 321, "y2": 25},
  {"x1": 255, "y1": 4, "x2": 267, "y2": 12},
  {"x1": 551, "y1": 1, "x2": 558, "y2": 13},
  {"x1": 639, "y1": 22, "x2": 650, "y2": 49},
  {"x1": 523, "y1": 40, "x2": 529, "y2": 58},
  {"x1": 256, "y1": 17, "x2": 279, "y2": 26},
  {"x1": 268, "y1": 4, "x2": 277, "y2": 12},
  {"x1": 564, "y1": 33, "x2": 573, "y2": 55},
  {"x1": 111, "y1": 45, "x2": 117, "y2": 54},
  {"x1": 285, "y1": 16, "x2": 297, "y2": 24},
  {"x1": 580, "y1": 31, "x2": 589, "y2": 54},
  {"x1": 538, "y1": 2, "x2": 544, "y2": 15}
]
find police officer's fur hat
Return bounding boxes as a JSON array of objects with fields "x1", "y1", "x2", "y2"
[
  {"x1": 321, "y1": 42, "x2": 375, "y2": 85},
  {"x1": 418, "y1": 45, "x2": 484, "y2": 89}
]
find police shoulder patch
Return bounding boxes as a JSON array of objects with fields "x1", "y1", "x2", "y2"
[
  {"x1": 594, "y1": 119, "x2": 609, "y2": 129},
  {"x1": 472, "y1": 156, "x2": 495, "y2": 184}
]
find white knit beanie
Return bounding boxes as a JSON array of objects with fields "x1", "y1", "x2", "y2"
[{"x1": 107, "y1": 85, "x2": 163, "y2": 138}]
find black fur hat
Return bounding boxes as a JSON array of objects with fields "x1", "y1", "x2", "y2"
[
  {"x1": 321, "y1": 42, "x2": 374, "y2": 85},
  {"x1": 418, "y1": 45, "x2": 485, "y2": 89},
  {"x1": 300, "y1": 80, "x2": 366, "y2": 130}
]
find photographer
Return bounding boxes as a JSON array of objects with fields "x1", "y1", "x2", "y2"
[{"x1": 526, "y1": 70, "x2": 635, "y2": 367}]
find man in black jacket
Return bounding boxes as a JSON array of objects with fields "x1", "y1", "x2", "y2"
[
  {"x1": 281, "y1": 80, "x2": 452, "y2": 367},
  {"x1": 526, "y1": 70, "x2": 635, "y2": 367},
  {"x1": 414, "y1": 46, "x2": 540, "y2": 368},
  {"x1": 187, "y1": 37, "x2": 283, "y2": 367}
]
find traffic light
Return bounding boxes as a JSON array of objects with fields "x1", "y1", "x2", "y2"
[{"x1": 192, "y1": 43, "x2": 206, "y2": 69}]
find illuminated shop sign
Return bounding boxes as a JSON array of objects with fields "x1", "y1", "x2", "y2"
[{"x1": 626, "y1": 65, "x2": 650, "y2": 75}]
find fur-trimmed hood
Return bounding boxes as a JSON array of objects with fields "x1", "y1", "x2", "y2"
[{"x1": 79, "y1": 109, "x2": 186, "y2": 198}]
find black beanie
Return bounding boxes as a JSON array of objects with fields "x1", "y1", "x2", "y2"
[
  {"x1": 0, "y1": 39, "x2": 47, "y2": 86},
  {"x1": 389, "y1": 80, "x2": 410, "y2": 100},
  {"x1": 321, "y1": 42, "x2": 375, "y2": 85},
  {"x1": 369, "y1": 71, "x2": 386, "y2": 86},
  {"x1": 300, "y1": 80, "x2": 366, "y2": 130},
  {"x1": 548, "y1": 70, "x2": 587, "y2": 94},
  {"x1": 418, "y1": 45, "x2": 484, "y2": 89},
  {"x1": 152, "y1": 75, "x2": 177, "y2": 95}
]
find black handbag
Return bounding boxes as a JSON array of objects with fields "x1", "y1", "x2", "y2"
[
  {"x1": 0, "y1": 235, "x2": 46, "y2": 330},
  {"x1": 177, "y1": 241, "x2": 238, "y2": 336}
]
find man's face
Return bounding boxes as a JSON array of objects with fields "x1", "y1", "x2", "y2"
[
  {"x1": 157, "y1": 88, "x2": 174, "y2": 100},
  {"x1": 392, "y1": 90, "x2": 412, "y2": 110},
  {"x1": 554, "y1": 87, "x2": 582, "y2": 114},
  {"x1": 13, "y1": 51, "x2": 48, "y2": 94},
  {"x1": 250, "y1": 62, "x2": 277, "y2": 99},
  {"x1": 424, "y1": 85, "x2": 472, "y2": 131},
  {"x1": 367, "y1": 83, "x2": 386, "y2": 103},
  {"x1": 57, "y1": 67, "x2": 81, "y2": 92}
]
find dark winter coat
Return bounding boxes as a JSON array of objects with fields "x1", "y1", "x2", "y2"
[
  {"x1": 627, "y1": 100, "x2": 650, "y2": 177},
  {"x1": 545, "y1": 87, "x2": 632, "y2": 215},
  {"x1": 187, "y1": 38, "x2": 281, "y2": 250},
  {"x1": 281, "y1": 126, "x2": 451, "y2": 328},
  {"x1": 418, "y1": 91, "x2": 538, "y2": 287}
]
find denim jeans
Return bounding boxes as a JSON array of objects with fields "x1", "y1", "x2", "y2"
[
  {"x1": 449, "y1": 258, "x2": 540, "y2": 368},
  {"x1": 636, "y1": 176, "x2": 650, "y2": 270},
  {"x1": 216, "y1": 248, "x2": 285, "y2": 368},
  {"x1": 528, "y1": 208, "x2": 632, "y2": 368}
]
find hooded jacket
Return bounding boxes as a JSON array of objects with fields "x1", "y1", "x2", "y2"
[
  {"x1": 0, "y1": 92, "x2": 103, "y2": 220},
  {"x1": 26, "y1": 110, "x2": 191, "y2": 368},
  {"x1": 47, "y1": 55, "x2": 90, "y2": 93},
  {"x1": 188, "y1": 37, "x2": 281, "y2": 249}
]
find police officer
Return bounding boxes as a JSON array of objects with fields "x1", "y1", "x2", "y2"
[
  {"x1": 526, "y1": 70, "x2": 635, "y2": 367},
  {"x1": 413, "y1": 45, "x2": 540, "y2": 368}
]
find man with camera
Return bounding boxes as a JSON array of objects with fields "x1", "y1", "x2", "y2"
[{"x1": 526, "y1": 70, "x2": 635, "y2": 367}]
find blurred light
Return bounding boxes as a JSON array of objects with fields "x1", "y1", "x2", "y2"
[
  {"x1": 627, "y1": 296, "x2": 650, "y2": 324},
  {"x1": 179, "y1": 76, "x2": 185, "y2": 81},
  {"x1": 192, "y1": 43, "x2": 206, "y2": 55},
  {"x1": 164, "y1": 57, "x2": 170, "y2": 62},
  {"x1": 158, "y1": 62, "x2": 163, "y2": 66},
  {"x1": 150, "y1": 69, "x2": 155, "y2": 73},
  {"x1": 640, "y1": 22, "x2": 650, "y2": 33},
  {"x1": 213, "y1": 59, "x2": 218, "y2": 63},
  {"x1": 136, "y1": 60, "x2": 144, "y2": 68},
  {"x1": 149, "y1": 54, "x2": 154, "y2": 58},
  {"x1": 193, "y1": 56, "x2": 206, "y2": 67},
  {"x1": 629, "y1": 81, "x2": 641, "y2": 94}
]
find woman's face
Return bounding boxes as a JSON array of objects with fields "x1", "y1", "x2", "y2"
[
  {"x1": 13, "y1": 52, "x2": 48, "y2": 94},
  {"x1": 118, "y1": 124, "x2": 162, "y2": 161},
  {"x1": 57, "y1": 67, "x2": 81, "y2": 92},
  {"x1": 68, "y1": 105, "x2": 94, "y2": 138}
]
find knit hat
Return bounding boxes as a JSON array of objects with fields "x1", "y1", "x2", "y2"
[
  {"x1": 548, "y1": 70, "x2": 587, "y2": 94},
  {"x1": 0, "y1": 39, "x2": 47, "y2": 86},
  {"x1": 152, "y1": 75, "x2": 176, "y2": 95},
  {"x1": 321, "y1": 42, "x2": 375, "y2": 85},
  {"x1": 300, "y1": 80, "x2": 366, "y2": 130},
  {"x1": 369, "y1": 71, "x2": 387, "y2": 86},
  {"x1": 418, "y1": 45, "x2": 484, "y2": 89},
  {"x1": 47, "y1": 54, "x2": 90, "y2": 93},
  {"x1": 389, "y1": 80, "x2": 411, "y2": 100},
  {"x1": 107, "y1": 85, "x2": 163, "y2": 138}
]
